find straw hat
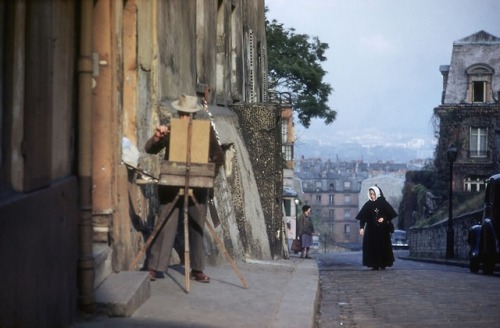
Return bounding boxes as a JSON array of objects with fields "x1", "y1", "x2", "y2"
[{"x1": 171, "y1": 94, "x2": 202, "y2": 113}]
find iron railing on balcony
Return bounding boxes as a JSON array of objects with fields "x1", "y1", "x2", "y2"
[{"x1": 268, "y1": 91, "x2": 292, "y2": 105}]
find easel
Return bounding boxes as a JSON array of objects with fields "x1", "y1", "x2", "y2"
[{"x1": 130, "y1": 115, "x2": 248, "y2": 292}]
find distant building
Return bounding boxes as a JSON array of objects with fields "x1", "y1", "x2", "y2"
[
  {"x1": 294, "y1": 159, "x2": 404, "y2": 246},
  {"x1": 435, "y1": 31, "x2": 500, "y2": 192},
  {"x1": 272, "y1": 92, "x2": 300, "y2": 253},
  {"x1": 294, "y1": 159, "x2": 364, "y2": 245}
]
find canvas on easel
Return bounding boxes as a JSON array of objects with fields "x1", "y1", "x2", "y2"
[
  {"x1": 159, "y1": 118, "x2": 216, "y2": 188},
  {"x1": 169, "y1": 118, "x2": 210, "y2": 163}
]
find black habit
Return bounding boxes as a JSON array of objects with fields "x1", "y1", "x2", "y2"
[{"x1": 356, "y1": 187, "x2": 398, "y2": 269}]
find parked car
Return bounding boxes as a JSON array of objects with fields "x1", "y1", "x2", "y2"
[
  {"x1": 468, "y1": 173, "x2": 500, "y2": 274},
  {"x1": 391, "y1": 230, "x2": 409, "y2": 249}
]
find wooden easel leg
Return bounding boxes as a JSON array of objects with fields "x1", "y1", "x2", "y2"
[
  {"x1": 129, "y1": 192, "x2": 181, "y2": 271},
  {"x1": 182, "y1": 115, "x2": 194, "y2": 293},
  {"x1": 181, "y1": 188, "x2": 190, "y2": 292},
  {"x1": 191, "y1": 195, "x2": 249, "y2": 288}
]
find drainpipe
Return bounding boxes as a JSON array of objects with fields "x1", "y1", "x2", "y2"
[{"x1": 77, "y1": 0, "x2": 95, "y2": 312}]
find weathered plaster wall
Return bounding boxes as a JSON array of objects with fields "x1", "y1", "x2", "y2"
[{"x1": 123, "y1": 0, "x2": 277, "y2": 267}]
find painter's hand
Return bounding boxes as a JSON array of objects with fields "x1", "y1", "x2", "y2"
[
  {"x1": 377, "y1": 217, "x2": 384, "y2": 223},
  {"x1": 153, "y1": 125, "x2": 169, "y2": 142}
]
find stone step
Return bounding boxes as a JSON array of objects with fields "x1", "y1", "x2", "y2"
[
  {"x1": 94, "y1": 271, "x2": 150, "y2": 317},
  {"x1": 93, "y1": 244, "x2": 113, "y2": 289},
  {"x1": 92, "y1": 244, "x2": 151, "y2": 317}
]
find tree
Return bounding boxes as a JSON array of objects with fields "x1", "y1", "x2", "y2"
[{"x1": 265, "y1": 13, "x2": 336, "y2": 128}]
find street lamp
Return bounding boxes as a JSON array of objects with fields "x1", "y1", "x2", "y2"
[
  {"x1": 294, "y1": 199, "x2": 300, "y2": 228},
  {"x1": 446, "y1": 144, "x2": 458, "y2": 259}
]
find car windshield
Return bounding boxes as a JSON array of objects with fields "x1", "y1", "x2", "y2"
[{"x1": 393, "y1": 231, "x2": 406, "y2": 240}]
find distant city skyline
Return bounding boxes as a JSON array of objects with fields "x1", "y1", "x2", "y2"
[
  {"x1": 294, "y1": 136, "x2": 433, "y2": 163},
  {"x1": 266, "y1": 0, "x2": 500, "y2": 161},
  {"x1": 294, "y1": 125, "x2": 435, "y2": 162}
]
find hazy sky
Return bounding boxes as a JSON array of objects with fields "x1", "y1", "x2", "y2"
[{"x1": 265, "y1": 0, "x2": 500, "y2": 144}]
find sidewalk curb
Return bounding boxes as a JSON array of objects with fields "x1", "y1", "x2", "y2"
[
  {"x1": 398, "y1": 256, "x2": 469, "y2": 268},
  {"x1": 271, "y1": 259, "x2": 319, "y2": 328}
]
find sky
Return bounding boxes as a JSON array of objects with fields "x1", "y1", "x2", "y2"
[{"x1": 265, "y1": 0, "x2": 500, "y2": 147}]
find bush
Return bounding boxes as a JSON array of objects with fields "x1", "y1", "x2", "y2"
[{"x1": 414, "y1": 191, "x2": 484, "y2": 227}]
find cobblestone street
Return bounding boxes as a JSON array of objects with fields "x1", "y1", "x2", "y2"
[{"x1": 315, "y1": 250, "x2": 500, "y2": 328}]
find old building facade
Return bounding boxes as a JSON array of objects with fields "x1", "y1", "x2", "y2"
[
  {"x1": 0, "y1": 1, "x2": 283, "y2": 326},
  {"x1": 434, "y1": 31, "x2": 500, "y2": 192}
]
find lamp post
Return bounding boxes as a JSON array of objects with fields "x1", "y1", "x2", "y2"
[
  {"x1": 446, "y1": 144, "x2": 458, "y2": 259},
  {"x1": 294, "y1": 198, "x2": 300, "y2": 241}
]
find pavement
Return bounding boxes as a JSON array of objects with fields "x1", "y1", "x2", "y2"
[
  {"x1": 316, "y1": 250, "x2": 500, "y2": 327},
  {"x1": 72, "y1": 253, "x2": 319, "y2": 328}
]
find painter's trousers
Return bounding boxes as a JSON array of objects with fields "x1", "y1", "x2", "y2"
[{"x1": 147, "y1": 187, "x2": 208, "y2": 273}]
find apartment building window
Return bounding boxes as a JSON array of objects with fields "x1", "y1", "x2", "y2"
[
  {"x1": 282, "y1": 144, "x2": 292, "y2": 161},
  {"x1": 329, "y1": 209, "x2": 335, "y2": 219},
  {"x1": 315, "y1": 181, "x2": 322, "y2": 189},
  {"x1": 329, "y1": 194, "x2": 334, "y2": 205},
  {"x1": 343, "y1": 181, "x2": 351, "y2": 190},
  {"x1": 464, "y1": 176, "x2": 487, "y2": 192},
  {"x1": 344, "y1": 209, "x2": 351, "y2": 218},
  {"x1": 316, "y1": 195, "x2": 321, "y2": 204},
  {"x1": 469, "y1": 127, "x2": 487, "y2": 158},
  {"x1": 281, "y1": 119, "x2": 288, "y2": 143},
  {"x1": 344, "y1": 224, "x2": 351, "y2": 235},
  {"x1": 344, "y1": 195, "x2": 351, "y2": 204},
  {"x1": 329, "y1": 183, "x2": 334, "y2": 191}
]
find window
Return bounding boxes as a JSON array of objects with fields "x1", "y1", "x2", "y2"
[
  {"x1": 464, "y1": 176, "x2": 486, "y2": 192},
  {"x1": 329, "y1": 183, "x2": 334, "y2": 191},
  {"x1": 344, "y1": 209, "x2": 351, "y2": 218},
  {"x1": 329, "y1": 209, "x2": 334, "y2": 219},
  {"x1": 315, "y1": 181, "x2": 322, "y2": 188},
  {"x1": 344, "y1": 195, "x2": 351, "y2": 204},
  {"x1": 343, "y1": 181, "x2": 351, "y2": 190},
  {"x1": 472, "y1": 81, "x2": 486, "y2": 103},
  {"x1": 283, "y1": 199, "x2": 292, "y2": 216},
  {"x1": 469, "y1": 127, "x2": 487, "y2": 158},
  {"x1": 329, "y1": 194, "x2": 334, "y2": 205},
  {"x1": 282, "y1": 144, "x2": 292, "y2": 161},
  {"x1": 281, "y1": 119, "x2": 288, "y2": 143},
  {"x1": 466, "y1": 64, "x2": 493, "y2": 103},
  {"x1": 344, "y1": 224, "x2": 351, "y2": 235},
  {"x1": 316, "y1": 195, "x2": 321, "y2": 204}
]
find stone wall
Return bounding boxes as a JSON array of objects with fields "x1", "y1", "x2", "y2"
[
  {"x1": 408, "y1": 209, "x2": 483, "y2": 260},
  {"x1": 209, "y1": 106, "x2": 273, "y2": 262},
  {"x1": 230, "y1": 103, "x2": 285, "y2": 259}
]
